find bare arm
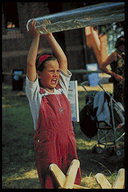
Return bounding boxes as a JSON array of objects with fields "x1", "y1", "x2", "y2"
[
  {"x1": 43, "y1": 29, "x2": 68, "y2": 74},
  {"x1": 99, "y1": 52, "x2": 123, "y2": 81},
  {"x1": 99, "y1": 52, "x2": 115, "y2": 75},
  {"x1": 27, "y1": 20, "x2": 40, "y2": 82}
]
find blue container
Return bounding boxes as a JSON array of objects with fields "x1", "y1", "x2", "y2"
[{"x1": 86, "y1": 64, "x2": 100, "y2": 86}]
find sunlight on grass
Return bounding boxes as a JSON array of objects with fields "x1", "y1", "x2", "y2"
[
  {"x1": 24, "y1": 170, "x2": 38, "y2": 179},
  {"x1": 81, "y1": 175, "x2": 99, "y2": 188},
  {"x1": 2, "y1": 169, "x2": 41, "y2": 189},
  {"x1": 77, "y1": 138, "x2": 97, "y2": 150},
  {"x1": 78, "y1": 83, "x2": 113, "y2": 94},
  {"x1": 81, "y1": 172, "x2": 118, "y2": 189}
]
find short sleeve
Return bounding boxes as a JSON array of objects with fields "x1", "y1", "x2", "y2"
[
  {"x1": 59, "y1": 69, "x2": 72, "y2": 97},
  {"x1": 25, "y1": 76, "x2": 42, "y2": 130}
]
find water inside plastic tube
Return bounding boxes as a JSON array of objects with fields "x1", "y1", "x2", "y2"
[{"x1": 26, "y1": 2, "x2": 125, "y2": 34}]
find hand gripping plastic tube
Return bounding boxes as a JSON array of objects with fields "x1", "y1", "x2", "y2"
[{"x1": 26, "y1": 2, "x2": 125, "y2": 34}]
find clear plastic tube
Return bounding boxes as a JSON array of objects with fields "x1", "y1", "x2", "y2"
[{"x1": 26, "y1": 2, "x2": 125, "y2": 34}]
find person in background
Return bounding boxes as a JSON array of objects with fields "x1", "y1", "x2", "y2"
[{"x1": 99, "y1": 36, "x2": 125, "y2": 107}]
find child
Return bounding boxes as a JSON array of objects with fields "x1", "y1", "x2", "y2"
[{"x1": 25, "y1": 20, "x2": 81, "y2": 188}]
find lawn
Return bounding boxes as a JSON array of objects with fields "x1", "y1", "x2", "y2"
[{"x1": 2, "y1": 83, "x2": 125, "y2": 189}]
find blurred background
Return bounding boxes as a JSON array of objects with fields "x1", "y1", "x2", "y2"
[{"x1": 2, "y1": 2, "x2": 125, "y2": 86}]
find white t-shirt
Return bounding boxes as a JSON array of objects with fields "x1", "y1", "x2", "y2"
[{"x1": 25, "y1": 69, "x2": 72, "y2": 130}]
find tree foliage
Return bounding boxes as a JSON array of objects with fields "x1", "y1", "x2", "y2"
[{"x1": 95, "y1": 21, "x2": 125, "y2": 36}]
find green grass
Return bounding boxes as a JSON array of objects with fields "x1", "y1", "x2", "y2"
[{"x1": 2, "y1": 83, "x2": 125, "y2": 188}]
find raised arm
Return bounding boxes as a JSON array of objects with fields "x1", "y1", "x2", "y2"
[
  {"x1": 27, "y1": 20, "x2": 40, "y2": 82},
  {"x1": 44, "y1": 31, "x2": 68, "y2": 74},
  {"x1": 27, "y1": 19, "x2": 68, "y2": 79}
]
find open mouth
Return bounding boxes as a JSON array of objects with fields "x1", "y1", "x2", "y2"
[{"x1": 51, "y1": 79, "x2": 58, "y2": 84}]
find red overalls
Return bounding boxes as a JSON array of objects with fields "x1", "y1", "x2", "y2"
[{"x1": 34, "y1": 88, "x2": 81, "y2": 188}]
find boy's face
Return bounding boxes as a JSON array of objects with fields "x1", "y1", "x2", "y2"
[{"x1": 38, "y1": 60, "x2": 60, "y2": 92}]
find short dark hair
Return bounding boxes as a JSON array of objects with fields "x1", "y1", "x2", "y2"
[
  {"x1": 36, "y1": 53, "x2": 57, "y2": 72},
  {"x1": 115, "y1": 36, "x2": 125, "y2": 49}
]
